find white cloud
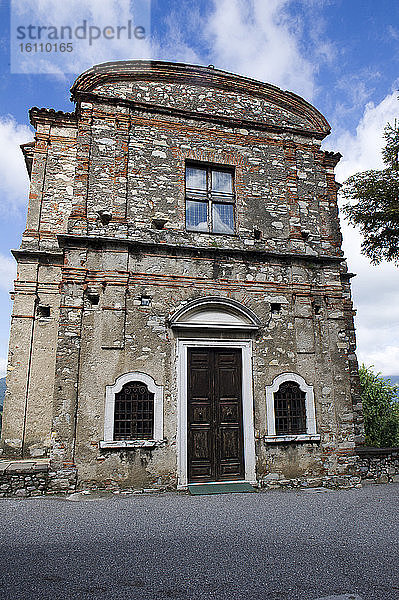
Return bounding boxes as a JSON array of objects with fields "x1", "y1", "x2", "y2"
[
  {"x1": 204, "y1": 0, "x2": 317, "y2": 99},
  {"x1": 11, "y1": 0, "x2": 152, "y2": 75},
  {"x1": 347, "y1": 234, "x2": 399, "y2": 375},
  {"x1": 329, "y1": 90, "x2": 399, "y2": 182},
  {"x1": 11, "y1": 0, "x2": 327, "y2": 101},
  {"x1": 326, "y1": 90, "x2": 399, "y2": 374},
  {"x1": 0, "y1": 116, "x2": 32, "y2": 214},
  {"x1": 332, "y1": 69, "x2": 382, "y2": 126},
  {"x1": 0, "y1": 254, "x2": 16, "y2": 293},
  {"x1": 361, "y1": 347, "x2": 399, "y2": 376},
  {"x1": 152, "y1": 0, "x2": 334, "y2": 102},
  {"x1": 152, "y1": 11, "x2": 202, "y2": 65},
  {"x1": 0, "y1": 357, "x2": 7, "y2": 378},
  {"x1": 388, "y1": 25, "x2": 399, "y2": 41}
]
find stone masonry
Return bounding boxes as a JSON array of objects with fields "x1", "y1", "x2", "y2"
[{"x1": 1, "y1": 61, "x2": 365, "y2": 492}]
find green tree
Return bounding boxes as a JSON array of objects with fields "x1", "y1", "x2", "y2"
[
  {"x1": 359, "y1": 364, "x2": 399, "y2": 447},
  {"x1": 341, "y1": 120, "x2": 399, "y2": 264}
]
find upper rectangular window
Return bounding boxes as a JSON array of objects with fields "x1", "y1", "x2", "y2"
[{"x1": 185, "y1": 164, "x2": 235, "y2": 234}]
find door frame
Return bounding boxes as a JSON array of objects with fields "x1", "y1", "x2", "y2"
[{"x1": 177, "y1": 339, "x2": 256, "y2": 488}]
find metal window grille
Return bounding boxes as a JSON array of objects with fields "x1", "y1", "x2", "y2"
[
  {"x1": 185, "y1": 163, "x2": 235, "y2": 234},
  {"x1": 274, "y1": 382, "x2": 306, "y2": 435},
  {"x1": 114, "y1": 382, "x2": 154, "y2": 440}
]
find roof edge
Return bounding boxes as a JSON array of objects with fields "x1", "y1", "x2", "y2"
[
  {"x1": 20, "y1": 142, "x2": 35, "y2": 178},
  {"x1": 70, "y1": 60, "x2": 330, "y2": 136},
  {"x1": 29, "y1": 107, "x2": 77, "y2": 128}
]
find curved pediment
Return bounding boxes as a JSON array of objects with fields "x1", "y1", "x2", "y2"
[
  {"x1": 169, "y1": 297, "x2": 261, "y2": 331},
  {"x1": 71, "y1": 60, "x2": 330, "y2": 137}
]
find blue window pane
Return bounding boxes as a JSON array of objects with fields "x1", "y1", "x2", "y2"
[
  {"x1": 212, "y1": 203, "x2": 234, "y2": 234},
  {"x1": 186, "y1": 167, "x2": 207, "y2": 190},
  {"x1": 212, "y1": 170, "x2": 232, "y2": 193},
  {"x1": 186, "y1": 200, "x2": 208, "y2": 231}
]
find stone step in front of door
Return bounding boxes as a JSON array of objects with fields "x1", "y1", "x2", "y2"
[{"x1": 188, "y1": 482, "x2": 256, "y2": 495}]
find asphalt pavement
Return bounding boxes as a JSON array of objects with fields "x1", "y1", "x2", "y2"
[{"x1": 0, "y1": 484, "x2": 398, "y2": 600}]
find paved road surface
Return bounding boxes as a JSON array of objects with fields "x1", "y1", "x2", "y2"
[{"x1": 0, "y1": 484, "x2": 398, "y2": 600}]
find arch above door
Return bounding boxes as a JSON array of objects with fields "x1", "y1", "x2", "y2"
[{"x1": 169, "y1": 296, "x2": 261, "y2": 331}]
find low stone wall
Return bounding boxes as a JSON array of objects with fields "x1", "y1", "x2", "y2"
[
  {"x1": 259, "y1": 474, "x2": 362, "y2": 490},
  {"x1": 0, "y1": 451, "x2": 398, "y2": 497},
  {"x1": 0, "y1": 460, "x2": 77, "y2": 497},
  {"x1": 259, "y1": 448, "x2": 399, "y2": 489},
  {"x1": 355, "y1": 447, "x2": 399, "y2": 484}
]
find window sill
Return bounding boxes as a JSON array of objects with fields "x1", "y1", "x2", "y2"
[
  {"x1": 99, "y1": 440, "x2": 164, "y2": 449},
  {"x1": 185, "y1": 229, "x2": 236, "y2": 237},
  {"x1": 264, "y1": 434, "x2": 321, "y2": 443}
]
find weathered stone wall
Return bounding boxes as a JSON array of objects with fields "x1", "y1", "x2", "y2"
[
  {"x1": 22, "y1": 117, "x2": 77, "y2": 252},
  {"x1": 79, "y1": 98, "x2": 342, "y2": 260},
  {"x1": 95, "y1": 79, "x2": 316, "y2": 129},
  {"x1": 2, "y1": 61, "x2": 363, "y2": 490},
  {"x1": 45, "y1": 238, "x2": 359, "y2": 487},
  {"x1": 258, "y1": 447, "x2": 399, "y2": 489},
  {"x1": 0, "y1": 460, "x2": 77, "y2": 497},
  {"x1": 356, "y1": 447, "x2": 399, "y2": 484},
  {"x1": 1, "y1": 256, "x2": 63, "y2": 458},
  {"x1": 1, "y1": 114, "x2": 77, "y2": 459}
]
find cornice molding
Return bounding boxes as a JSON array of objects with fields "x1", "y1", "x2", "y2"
[
  {"x1": 57, "y1": 233, "x2": 343, "y2": 265},
  {"x1": 29, "y1": 107, "x2": 77, "y2": 128}
]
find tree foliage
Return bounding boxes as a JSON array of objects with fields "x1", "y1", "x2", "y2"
[
  {"x1": 341, "y1": 120, "x2": 399, "y2": 264},
  {"x1": 359, "y1": 364, "x2": 399, "y2": 447}
]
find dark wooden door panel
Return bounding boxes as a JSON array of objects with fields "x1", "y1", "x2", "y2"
[
  {"x1": 215, "y1": 349, "x2": 243, "y2": 481},
  {"x1": 219, "y1": 427, "x2": 243, "y2": 478},
  {"x1": 187, "y1": 348, "x2": 244, "y2": 483},
  {"x1": 187, "y1": 350, "x2": 213, "y2": 482}
]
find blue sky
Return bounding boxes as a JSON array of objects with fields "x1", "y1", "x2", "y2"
[{"x1": 0, "y1": 0, "x2": 398, "y2": 375}]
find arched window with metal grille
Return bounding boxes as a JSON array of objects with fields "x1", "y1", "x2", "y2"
[
  {"x1": 101, "y1": 372, "x2": 163, "y2": 448},
  {"x1": 274, "y1": 381, "x2": 306, "y2": 435},
  {"x1": 265, "y1": 373, "x2": 319, "y2": 442},
  {"x1": 114, "y1": 381, "x2": 154, "y2": 440}
]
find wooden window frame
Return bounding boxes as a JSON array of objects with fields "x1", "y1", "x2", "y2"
[{"x1": 185, "y1": 162, "x2": 236, "y2": 235}]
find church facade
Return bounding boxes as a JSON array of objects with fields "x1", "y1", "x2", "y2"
[{"x1": 1, "y1": 61, "x2": 364, "y2": 489}]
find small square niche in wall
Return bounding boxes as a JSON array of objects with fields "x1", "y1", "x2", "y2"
[
  {"x1": 313, "y1": 304, "x2": 322, "y2": 316},
  {"x1": 88, "y1": 293, "x2": 100, "y2": 306},
  {"x1": 37, "y1": 305, "x2": 50, "y2": 318},
  {"x1": 140, "y1": 296, "x2": 151, "y2": 307},
  {"x1": 270, "y1": 303, "x2": 281, "y2": 314}
]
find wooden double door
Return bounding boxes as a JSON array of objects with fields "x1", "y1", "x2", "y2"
[{"x1": 187, "y1": 348, "x2": 245, "y2": 483}]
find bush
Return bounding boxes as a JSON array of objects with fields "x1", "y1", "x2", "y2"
[{"x1": 359, "y1": 364, "x2": 399, "y2": 447}]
